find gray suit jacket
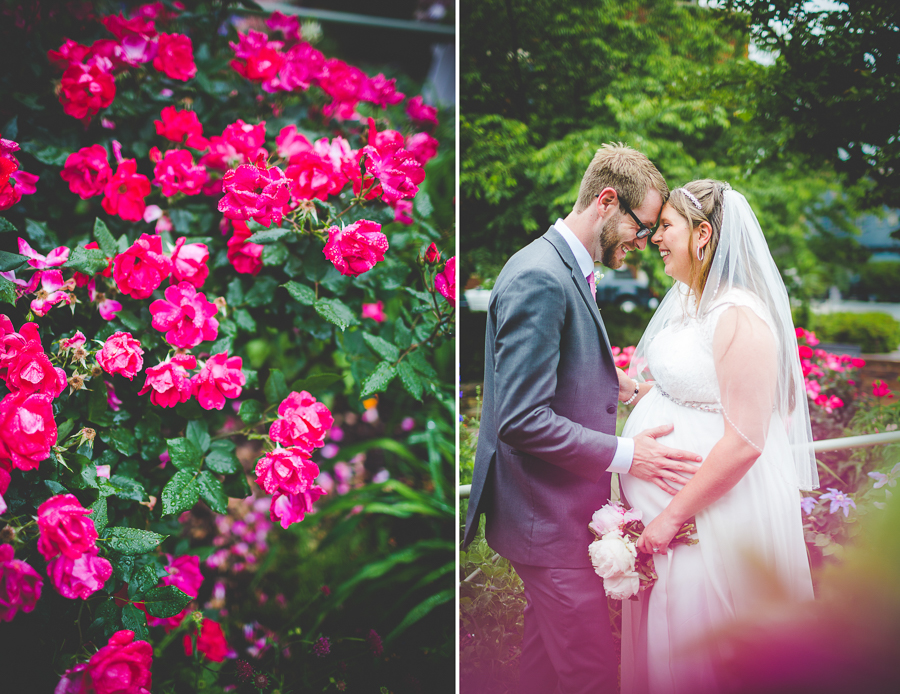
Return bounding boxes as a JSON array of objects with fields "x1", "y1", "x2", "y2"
[{"x1": 463, "y1": 226, "x2": 620, "y2": 568}]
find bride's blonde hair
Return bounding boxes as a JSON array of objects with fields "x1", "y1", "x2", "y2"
[{"x1": 668, "y1": 179, "x2": 729, "y2": 301}]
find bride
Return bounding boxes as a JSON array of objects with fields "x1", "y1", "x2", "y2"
[{"x1": 617, "y1": 180, "x2": 817, "y2": 694}]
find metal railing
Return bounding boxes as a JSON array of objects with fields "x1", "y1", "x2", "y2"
[
  {"x1": 250, "y1": 3, "x2": 455, "y2": 35},
  {"x1": 458, "y1": 430, "x2": 900, "y2": 500}
]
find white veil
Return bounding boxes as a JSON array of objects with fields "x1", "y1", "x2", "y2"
[{"x1": 629, "y1": 188, "x2": 818, "y2": 491}]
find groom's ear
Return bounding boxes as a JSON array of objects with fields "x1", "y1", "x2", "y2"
[{"x1": 595, "y1": 187, "x2": 618, "y2": 212}]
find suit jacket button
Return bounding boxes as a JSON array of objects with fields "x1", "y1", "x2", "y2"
[{"x1": 606, "y1": 404, "x2": 616, "y2": 414}]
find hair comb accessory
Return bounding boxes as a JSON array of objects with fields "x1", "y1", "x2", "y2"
[{"x1": 674, "y1": 188, "x2": 702, "y2": 211}]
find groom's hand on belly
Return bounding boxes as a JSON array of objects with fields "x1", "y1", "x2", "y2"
[{"x1": 629, "y1": 424, "x2": 702, "y2": 495}]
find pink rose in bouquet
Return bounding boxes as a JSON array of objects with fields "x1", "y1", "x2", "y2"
[
  {"x1": 37, "y1": 494, "x2": 99, "y2": 560},
  {"x1": 150, "y1": 147, "x2": 207, "y2": 197},
  {"x1": 59, "y1": 61, "x2": 116, "y2": 121},
  {"x1": 0, "y1": 544, "x2": 43, "y2": 622},
  {"x1": 138, "y1": 355, "x2": 195, "y2": 408},
  {"x1": 102, "y1": 159, "x2": 150, "y2": 221},
  {"x1": 97, "y1": 331, "x2": 144, "y2": 380},
  {"x1": 169, "y1": 237, "x2": 209, "y2": 287},
  {"x1": 0, "y1": 391, "x2": 58, "y2": 471},
  {"x1": 255, "y1": 446, "x2": 319, "y2": 496},
  {"x1": 150, "y1": 282, "x2": 219, "y2": 349},
  {"x1": 270, "y1": 486, "x2": 326, "y2": 529},
  {"x1": 322, "y1": 220, "x2": 388, "y2": 277},
  {"x1": 153, "y1": 32, "x2": 196, "y2": 81},
  {"x1": 113, "y1": 233, "x2": 173, "y2": 299},
  {"x1": 226, "y1": 220, "x2": 264, "y2": 275},
  {"x1": 192, "y1": 352, "x2": 245, "y2": 410},
  {"x1": 154, "y1": 105, "x2": 209, "y2": 149},
  {"x1": 60, "y1": 144, "x2": 112, "y2": 199},
  {"x1": 435, "y1": 256, "x2": 456, "y2": 303},
  {"x1": 47, "y1": 549, "x2": 113, "y2": 600},
  {"x1": 269, "y1": 391, "x2": 334, "y2": 449},
  {"x1": 86, "y1": 629, "x2": 153, "y2": 694}
]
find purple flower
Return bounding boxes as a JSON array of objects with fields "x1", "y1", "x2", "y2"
[
  {"x1": 313, "y1": 636, "x2": 330, "y2": 657},
  {"x1": 800, "y1": 496, "x2": 818, "y2": 515},
  {"x1": 819, "y1": 487, "x2": 857, "y2": 517},
  {"x1": 868, "y1": 463, "x2": 900, "y2": 489},
  {"x1": 367, "y1": 628, "x2": 383, "y2": 657}
]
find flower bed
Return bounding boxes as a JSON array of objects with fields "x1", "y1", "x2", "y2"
[{"x1": 0, "y1": 2, "x2": 455, "y2": 692}]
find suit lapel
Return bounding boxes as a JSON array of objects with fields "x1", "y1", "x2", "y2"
[{"x1": 543, "y1": 227, "x2": 614, "y2": 356}]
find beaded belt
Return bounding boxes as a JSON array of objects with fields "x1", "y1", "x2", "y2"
[{"x1": 656, "y1": 384, "x2": 723, "y2": 413}]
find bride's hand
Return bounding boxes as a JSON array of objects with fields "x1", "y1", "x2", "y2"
[
  {"x1": 616, "y1": 368, "x2": 636, "y2": 402},
  {"x1": 636, "y1": 512, "x2": 683, "y2": 555}
]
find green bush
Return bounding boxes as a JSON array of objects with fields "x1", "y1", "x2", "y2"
[
  {"x1": 851, "y1": 261, "x2": 900, "y2": 303},
  {"x1": 813, "y1": 312, "x2": 900, "y2": 353}
]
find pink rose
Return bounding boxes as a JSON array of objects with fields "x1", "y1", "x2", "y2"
[
  {"x1": 435, "y1": 256, "x2": 456, "y2": 303},
  {"x1": 192, "y1": 352, "x2": 245, "y2": 411},
  {"x1": 150, "y1": 282, "x2": 219, "y2": 349},
  {"x1": 138, "y1": 355, "x2": 195, "y2": 408},
  {"x1": 226, "y1": 220, "x2": 263, "y2": 275},
  {"x1": 47, "y1": 39, "x2": 91, "y2": 69},
  {"x1": 278, "y1": 42, "x2": 325, "y2": 91},
  {"x1": 318, "y1": 58, "x2": 367, "y2": 120},
  {"x1": 97, "y1": 332, "x2": 144, "y2": 380},
  {"x1": 59, "y1": 61, "x2": 115, "y2": 121},
  {"x1": 0, "y1": 391, "x2": 58, "y2": 471},
  {"x1": 60, "y1": 144, "x2": 112, "y2": 199},
  {"x1": 3, "y1": 339, "x2": 66, "y2": 398},
  {"x1": 196, "y1": 618, "x2": 229, "y2": 662},
  {"x1": 37, "y1": 494, "x2": 99, "y2": 561},
  {"x1": 361, "y1": 301, "x2": 386, "y2": 323},
  {"x1": 218, "y1": 161, "x2": 290, "y2": 228},
  {"x1": 102, "y1": 159, "x2": 151, "y2": 222},
  {"x1": 162, "y1": 553, "x2": 203, "y2": 596},
  {"x1": 284, "y1": 149, "x2": 346, "y2": 202},
  {"x1": 406, "y1": 95, "x2": 439, "y2": 127},
  {"x1": 255, "y1": 446, "x2": 319, "y2": 496},
  {"x1": 270, "y1": 486, "x2": 326, "y2": 529},
  {"x1": 86, "y1": 630, "x2": 153, "y2": 694},
  {"x1": 405, "y1": 132, "x2": 439, "y2": 166},
  {"x1": 364, "y1": 73, "x2": 405, "y2": 108},
  {"x1": 358, "y1": 145, "x2": 425, "y2": 204},
  {"x1": 47, "y1": 549, "x2": 113, "y2": 600},
  {"x1": 102, "y1": 13, "x2": 157, "y2": 40},
  {"x1": 154, "y1": 105, "x2": 208, "y2": 149},
  {"x1": 322, "y1": 220, "x2": 388, "y2": 277},
  {"x1": 113, "y1": 233, "x2": 173, "y2": 299},
  {"x1": 30, "y1": 270, "x2": 74, "y2": 318},
  {"x1": 153, "y1": 32, "x2": 196, "y2": 81},
  {"x1": 0, "y1": 317, "x2": 40, "y2": 381},
  {"x1": 0, "y1": 170, "x2": 39, "y2": 210},
  {"x1": 170, "y1": 237, "x2": 209, "y2": 287},
  {"x1": 150, "y1": 147, "x2": 207, "y2": 197},
  {"x1": 0, "y1": 544, "x2": 43, "y2": 623},
  {"x1": 200, "y1": 119, "x2": 267, "y2": 171},
  {"x1": 269, "y1": 391, "x2": 334, "y2": 450}
]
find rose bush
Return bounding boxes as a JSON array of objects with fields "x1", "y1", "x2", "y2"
[{"x1": 0, "y1": 1, "x2": 455, "y2": 692}]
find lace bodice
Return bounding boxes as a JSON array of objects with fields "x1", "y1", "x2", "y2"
[{"x1": 646, "y1": 315, "x2": 721, "y2": 406}]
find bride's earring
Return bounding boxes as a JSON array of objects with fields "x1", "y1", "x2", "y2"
[{"x1": 697, "y1": 245, "x2": 705, "y2": 262}]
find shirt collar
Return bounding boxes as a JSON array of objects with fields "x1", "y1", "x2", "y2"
[{"x1": 554, "y1": 218, "x2": 595, "y2": 278}]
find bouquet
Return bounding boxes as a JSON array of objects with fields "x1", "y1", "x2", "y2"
[{"x1": 588, "y1": 500, "x2": 698, "y2": 600}]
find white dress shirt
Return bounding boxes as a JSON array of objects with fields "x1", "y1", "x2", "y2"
[{"x1": 554, "y1": 218, "x2": 634, "y2": 475}]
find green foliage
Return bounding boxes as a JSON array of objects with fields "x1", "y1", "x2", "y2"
[
  {"x1": 850, "y1": 261, "x2": 900, "y2": 303},
  {"x1": 813, "y1": 312, "x2": 900, "y2": 354}
]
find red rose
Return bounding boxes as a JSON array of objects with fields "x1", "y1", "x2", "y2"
[
  {"x1": 37, "y1": 494, "x2": 99, "y2": 561},
  {"x1": 59, "y1": 61, "x2": 116, "y2": 121},
  {"x1": 269, "y1": 391, "x2": 334, "y2": 450},
  {"x1": 96, "y1": 332, "x2": 144, "y2": 380},
  {"x1": 153, "y1": 32, "x2": 196, "y2": 81},
  {"x1": 424, "y1": 242, "x2": 441, "y2": 265},
  {"x1": 170, "y1": 237, "x2": 209, "y2": 287},
  {"x1": 0, "y1": 391, "x2": 58, "y2": 471},
  {"x1": 196, "y1": 619, "x2": 229, "y2": 662},
  {"x1": 138, "y1": 355, "x2": 195, "y2": 408},
  {"x1": 60, "y1": 144, "x2": 112, "y2": 199},
  {"x1": 322, "y1": 219, "x2": 389, "y2": 277},
  {"x1": 255, "y1": 446, "x2": 318, "y2": 496},
  {"x1": 86, "y1": 630, "x2": 153, "y2": 694},
  {"x1": 154, "y1": 105, "x2": 208, "y2": 149},
  {"x1": 4, "y1": 341, "x2": 67, "y2": 398},
  {"x1": 192, "y1": 352, "x2": 245, "y2": 411},
  {"x1": 102, "y1": 159, "x2": 150, "y2": 222},
  {"x1": 226, "y1": 220, "x2": 263, "y2": 276},
  {"x1": 0, "y1": 544, "x2": 43, "y2": 623},
  {"x1": 150, "y1": 147, "x2": 207, "y2": 197},
  {"x1": 435, "y1": 256, "x2": 456, "y2": 303},
  {"x1": 112, "y1": 233, "x2": 172, "y2": 299}
]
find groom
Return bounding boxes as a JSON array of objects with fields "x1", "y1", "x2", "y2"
[{"x1": 463, "y1": 144, "x2": 701, "y2": 693}]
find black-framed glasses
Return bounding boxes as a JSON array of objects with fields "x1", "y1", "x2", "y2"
[{"x1": 594, "y1": 193, "x2": 655, "y2": 239}]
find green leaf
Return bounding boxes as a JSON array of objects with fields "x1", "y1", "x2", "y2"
[
  {"x1": 386, "y1": 588, "x2": 453, "y2": 643},
  {"x1": 166, "y1": 437, "x2": 202, "y2": 472},
  {"x1": 88, "y1": 379, "x2": 109, "y2": 422},
  {"x1": 205, "y1": 441, "x2": 240, "y2": 474},
  {"x1": 0, "y1": 217, "x2": 17, "y2": 233},
  {"x1": 283, "y1": 281, "x2": 316, "y2": 306},
  {"x1": 222, "y1": 472, "x2": 251, "y2": 500},
  {"x1": 93, "y1": 218, "x2": 117, "y2": 257},
  {"x1": 234, "y1": 308, "x2": 256, "y2": 332},
  {"x1": 63, "y1": 245, "x2": 109, "y2": 275},
  {"x1": 360, "y1": 362, "x2": 397, "y2": 399},
  {"x1": 131, "y1": 563, "x2": 163, "y2": 594},
  {"x1": 18, "y1": 140, "x2": 70, "y2": 166},
  {"x1": 247, "y1": 227, "x2": 292, "y2": 244},
  {"x1": 407, "y1": 350, "x2": 439, "y2": 379},
  {"x1": 397, "y1": 361, "x2": 423, "y2": 400},
  {"x1": 112, "y1": 553, "x2": 135, "y2": 582},
  {"x1": 264, "y1": 369, "x2": 289, "y2": 405},
  {"x1": 186, "y1": 421, "x2": 211, "y2": 454},
  {"x1": 315, "y1": 297, "x2": 358, "y2": 331},
  {"x1": 290, "y1": 372, "x2": 343, "y2": 393},
  {"x1": 0, "y1": 275, "x2": 15, "y2": 305},
  {"x1": 105, "y1": 427, "x2": 138, "y2": 457},
  {"x1": 142, "y1": 585, "x2": 193, "y2": 618},
  {"x1": 363, "y1": 333, "x2": 400, "y2": 362},
  {"x1": 161, "y1": 470, "x2": 200, "y2": 516},
  {"x1": 0, "y1": 251, "x2": 27, "y2": 272},
  {"x1": 106, "y1": 528, "x2": 167, "y2": 555},
  {"x1": 88, "y1": 598, "x2": 120, "y2": 642},
  {"x1": 108, "y1": 475, "x2": 147, "y2": 502},
  {"x1": 198, "y1": 471, "x2": 228, "y2": 514},
  {"x1": 90, "y1": 497, "x2": 108, "y2": 534},
  {"x1": 238, "y1": 399, "x2": 263, "y2": 424},
  {"x1": 121, "y1": 604, "x2": 150, "y2": 642}
]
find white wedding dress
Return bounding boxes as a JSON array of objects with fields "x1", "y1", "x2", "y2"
[{"x1": 619, "y1": 289, "x2": 814, "y2": 694}]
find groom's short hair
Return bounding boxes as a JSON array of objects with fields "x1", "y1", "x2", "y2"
[{"x1": 573, "y1": 143, "x2": 668, "y2": 214}]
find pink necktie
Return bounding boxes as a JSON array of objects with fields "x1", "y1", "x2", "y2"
[{"x1": 586, "y1": 272, "x2": 596, "y2": 301}]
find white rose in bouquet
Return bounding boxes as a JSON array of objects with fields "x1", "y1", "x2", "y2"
[
  {"x1": 589, "y1": 503, "x2": 626, "y2": 537},
  {"x1": 588, "y1": 534, "x2": 637, "y2": 579},
  {"x1": 623, "y1": 506, "x2": 643, "y2": 524},
  {"x1": 604, "y1": 571, "x2": 641, "y2": 600}
]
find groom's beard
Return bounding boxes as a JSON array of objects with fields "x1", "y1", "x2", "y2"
[{"x1": 599, "y1": 214, "x2": 625, "y2": 269}]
